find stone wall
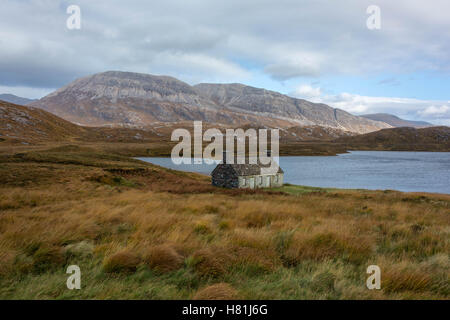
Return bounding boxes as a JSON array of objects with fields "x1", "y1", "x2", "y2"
[{"x1": 211, "y1": 165, "x2": 239, "y2": 188}]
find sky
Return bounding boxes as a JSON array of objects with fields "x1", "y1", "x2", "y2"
[{"x1": 0, "y1": 0, "x2": 449, "y2": 125}]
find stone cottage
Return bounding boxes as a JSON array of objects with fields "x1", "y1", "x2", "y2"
[{"x1": 211, "y1": 153, "x2": 284, "y2": 189}]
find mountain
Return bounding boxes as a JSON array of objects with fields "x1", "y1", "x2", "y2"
[
  {"x1": 361, "y1": 113, "x2": 432, "y2": 128},
  {"x1": 30, "y1": 71, "x2": 390, "y2": 133},
  {"x1": 335, "y1": 126, "x2": 450, "y2": 151},
  {"x1": 0, "y1": 94, "x2": 36, "y2": 105},
  {"x1": 194, "y1": 83, "x2": 390, "y2": 133},
  {"x1": 29, "y1": 71, "x2": 290, "y2": 128}
]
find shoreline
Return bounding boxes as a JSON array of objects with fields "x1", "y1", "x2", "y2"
[{"x1": 137, "y1": 152, "x2": 450, "y2": 195}]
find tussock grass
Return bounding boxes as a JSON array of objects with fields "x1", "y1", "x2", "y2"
[
  {"x1": 103, "y1": 250, "x2": 141, "y2": 274},
  {"x1": 193, "y1": 283, "x2": 238, "y2": 300},
  {"x1": 144, "y1": 245, "x2": 184, "y2": 273}
]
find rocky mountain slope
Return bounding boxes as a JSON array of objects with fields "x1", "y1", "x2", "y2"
[
  {"x1": 29, "y1": 71, "x2": 292, "y2": 129},
  {"x1": 194, "y1": 83, "x2": 390, "y2": 133},
  {"x1": 30, "y1": 71, "x2": 390, "y2": 133},
  {"x1": 361, "y1": 113, "x2": 432, "y2": 128}
]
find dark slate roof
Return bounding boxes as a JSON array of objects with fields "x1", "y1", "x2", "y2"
[{"x1": 212, "y1": 161, "x2": 283, "y2": 177}]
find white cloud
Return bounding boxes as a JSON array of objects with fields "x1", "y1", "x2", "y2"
[
  {"x1": 293, "y1": 85, "x2": 322, "y2": 99},
  {"x1": 418, "y1": 105, "x2": 450, "y2": 116},
  {"x1": 1, "y1": 0, "x2": 450, "y2": 87},
  {"x1": 151, "y1": 52, "x2": 251, "y2": 83},
  {"x1": 291, "y1": 89, "x2": 450, "y2": 125}
]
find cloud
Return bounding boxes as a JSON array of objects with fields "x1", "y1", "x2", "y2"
[
  {"x1": 291, "y1": 87, "x2": 450, "y2": 125},
  {"x1": 418, "y1": 105, "x2": 450, "y2": 116},
  {"x1": 292, "y1": 85, "x2": 322, "y2": 99},
  {"x1": 1, "y1": 1, "x2": 450, "y2": 86}
]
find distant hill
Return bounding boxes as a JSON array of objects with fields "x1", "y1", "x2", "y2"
[
  {"x1": 0, "y1": 100, "x2": 162, "y2": 145},
  {"x1": 335, "y1": 126, "x2": 450, "y2": 151},
  {"x1": 361, "y1": 113, "x2": 432, "y2": 128},
  {"x1": 30, "y1": 71, "x2": 390, "y2": 133},
  {"x1": 0, "y1": 94, "x2": 36, "y2": 105}
]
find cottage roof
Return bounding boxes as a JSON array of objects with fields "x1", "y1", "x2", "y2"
[{"x1": 212, "y1": 161, "x2": 283, "y2": 177}]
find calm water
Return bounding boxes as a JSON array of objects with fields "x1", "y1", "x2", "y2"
[{"x1": 137, "y1": 151, "x2": 450, "y2": 194}]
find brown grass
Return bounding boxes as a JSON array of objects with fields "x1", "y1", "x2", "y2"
[
  {"x1": 103, "y1": 250, "x2": 141, "y2": 274},
  {"x1": 193, "y1": 283, "x2": 239, "y2": 300},
  {"x1": 190, "y1": 248, "x2": 232, "y2": 278},
  {"x1": 382, "y1": 261, "x2": 434, "y2": 293},
  {"x1": 284, "y1": 232, "x2": 374, "y2": 265},
  {"x1": 0, "y1": 145, "x2": 448, "y2": 299},
  {"x1": 143, "y1": 245, "x2": 184, "y2": 273}
]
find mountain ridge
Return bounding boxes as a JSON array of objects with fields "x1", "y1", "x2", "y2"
[
  {"x1": 361, "y1": 113, "x2": 432, "y2": 128},
  {"x1": 30, "y1": 71, "x2": 391, "y2": 133},
  {"x1": 0, "y1": 93, "x2": 36, "y2": 105}
]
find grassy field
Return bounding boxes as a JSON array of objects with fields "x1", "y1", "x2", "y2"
[{"x1": 0, "y1": 144, "x2": 448, "y2": 299}]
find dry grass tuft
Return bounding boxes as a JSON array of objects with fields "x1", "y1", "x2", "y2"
[
  {"x1": 230, "y1": 246, "x2": 280, "y2": 273},
  {"x1": 383, "y1": 263, "x2": 434, "y2": 293},
  {"x1": 103, "y1": 250, "x2": 141, "y2": 274},
  {"x1": 193, "y1": 283, "x2": 239, "y2": 300},
  {"x1": 143, "y1": 245, "x2": 184, "y2": 273},
  {"x1": 190, "y1": 248, "x2": 231, "y2": 278}
]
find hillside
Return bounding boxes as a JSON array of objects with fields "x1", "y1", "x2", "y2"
[
  {"x1": 0, "y1": 100, "x2": 166, "y2": 145},
  {"x1": 30, "y1": 71, "x2": 390, "y2": 133},
  {"x1": 361, "y1": 113, "x2": 432, "y2": 128},
  {"x1": 336, "y1": 126, "x2": 450, "y2": 151},
  {"x1": 0, "y1": 94, "x2": 36, "y2": 105},
  {"x1": 0, "y1": 100, "x2": 85, "y2": 144}
]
